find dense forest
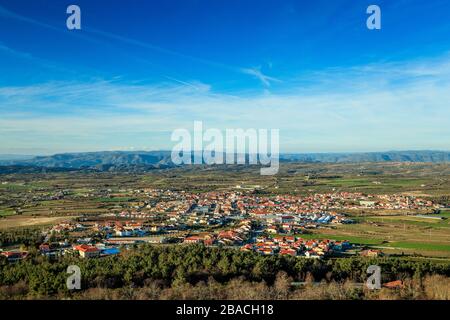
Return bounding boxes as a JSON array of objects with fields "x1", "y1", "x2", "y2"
[
  {"x1": 0, "y1": 229, "x2": 45, "y2": 247},
  {"x1": 1, "y1": 244, "x2": 450, "y2": 299}
]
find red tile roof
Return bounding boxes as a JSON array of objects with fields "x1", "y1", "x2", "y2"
[
  {"x1": 383, "y1": 280, "x2": 403, "y2": 289},
  {"x1": 74, "y1": 244, "x2": 99, "y2": 253}
]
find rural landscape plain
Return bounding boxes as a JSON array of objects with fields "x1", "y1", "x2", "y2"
[{"x1": 1, "y1": 0, "x2": 450, "y2": 303}]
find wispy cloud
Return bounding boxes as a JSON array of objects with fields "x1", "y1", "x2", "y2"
[
  {"x1": 241, "y1": 67, "x2": 282, "y2": 87},
  {"x1": 1, "y1": 53, "x2": 450, "y2": 154},
  {"x1": 163, "y1": 76, "x2": 209, "y2": 91}
]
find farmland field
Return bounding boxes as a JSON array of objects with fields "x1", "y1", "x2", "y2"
[{"x1": 0, "y1": 215, "x2": 79, "y2": 230}]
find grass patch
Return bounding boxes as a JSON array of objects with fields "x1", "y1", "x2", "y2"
[
  {"x1": 429, "y1": 210, "x2": 450, "y2": 218},
  {"x1": 384, "y1": 241, "x2": 450, "y2": 252},
  {"x1": 279, "y1": 233, "x2": 384, "y2": 245},
  {"x1": 0, "y1": 209, "x2": 15, "y2": 217},
  {"x1": 363, "y1": 215, "x2": 450, "y2": 229}
]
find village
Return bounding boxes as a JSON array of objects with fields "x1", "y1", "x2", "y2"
[{"x1": 0, "y1": 189, "x2": 440, "y2": 262}]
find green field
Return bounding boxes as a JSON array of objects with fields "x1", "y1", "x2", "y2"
[
  {"x1": 382, "y1": 241, "x2": 450, "y2": 251},
  {"x1": 0, "y1": 209, "x2": 15, "y2": 217},
  {"x1": 288, "y1": 233, "x2": 383, "y2": 245}
]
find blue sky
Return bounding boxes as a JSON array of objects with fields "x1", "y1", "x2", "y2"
[{"x1": 0, "y1": 0, "x2": 450, "y2": 154}]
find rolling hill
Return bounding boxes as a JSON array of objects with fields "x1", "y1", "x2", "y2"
[{"x1": 0, "y1": 150, "x2": 449, "y2": 171}]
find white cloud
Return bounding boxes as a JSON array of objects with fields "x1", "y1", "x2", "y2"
[{"x1": 1, "y1": 54, "x2": 450, "y2": 153}]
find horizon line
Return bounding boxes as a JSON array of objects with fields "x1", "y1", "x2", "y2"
[{"x1": 2, "y1": 149, "x2": 450, "y2": 157}]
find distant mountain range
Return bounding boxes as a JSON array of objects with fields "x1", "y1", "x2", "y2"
[
  {"x1": 280, "y1": 151, "x2": 450, "y2": 163},
  {"x1": 0, "y1": 150, "x2": 449, "y2": 172},
  {"x1": 0, "y1": 151, "x2": 174, "y2": 171}
]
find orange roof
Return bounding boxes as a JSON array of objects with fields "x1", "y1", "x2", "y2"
[
  {"x1": 75, "y1": 244, "x2": 99, "y2": 253},
  {"x1": 185, "y1": 236, "x2": 201, "y2": 241},
  {"x1": 1, "y1": 251, "x2": 28, "y2": 258},
  {"x1": 383, "y1": 280, "x2": 403, "y2": 289}
]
